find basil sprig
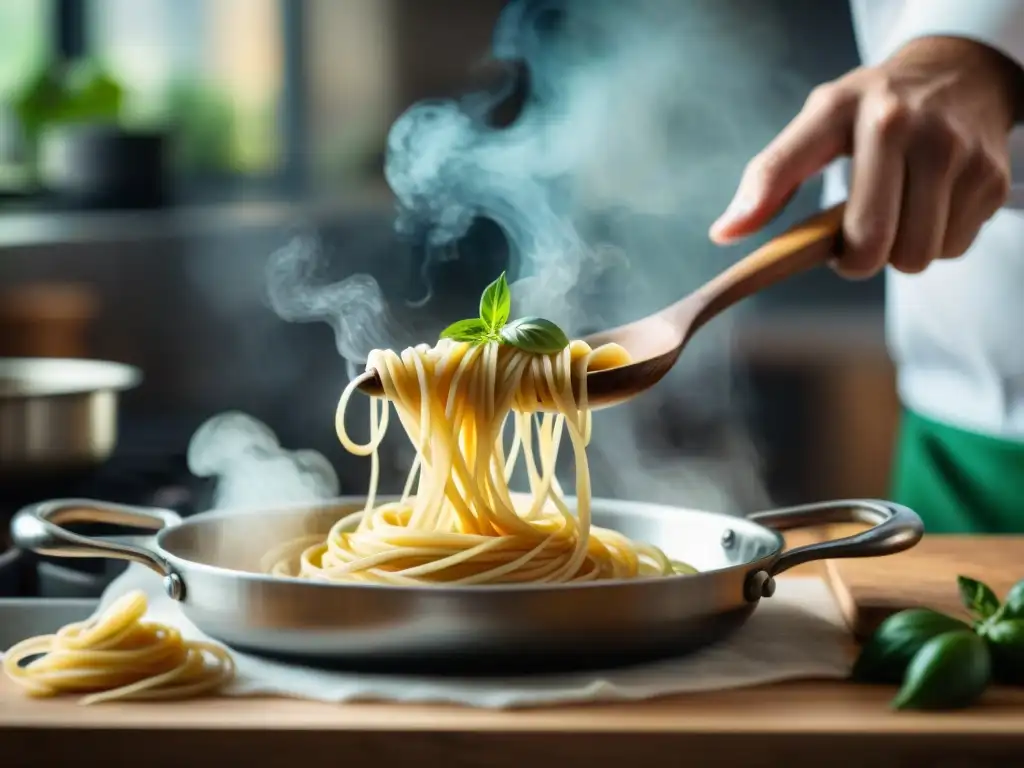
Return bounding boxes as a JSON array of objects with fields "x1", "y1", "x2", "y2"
[
  {"x1": 852, "y1": 575, "x2": 1024, "y2": 710},
  {"x1": 958, "y1": 575, "x2": 1000, "y2": 621},
  {"x1": 438, "y1": 272, "x2": 570, "y2": 355}
]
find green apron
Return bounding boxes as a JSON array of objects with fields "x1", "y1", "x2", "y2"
[{"x1": 891, "y1": 409, "x2": 1024, "y2": 534}]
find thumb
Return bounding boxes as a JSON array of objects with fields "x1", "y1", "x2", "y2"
[
  {"x1": 708, "y1": 180, "x2": 791, "y2": 245},
  {"x1": 709, "y1": 91, "x2": 853, "y2": 245}
]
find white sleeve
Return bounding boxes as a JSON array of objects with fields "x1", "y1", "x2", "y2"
[{"x1": 880, "y1": 0, "x2": 1024, "y2": 70}]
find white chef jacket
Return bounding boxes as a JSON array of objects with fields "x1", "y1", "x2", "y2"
[{"x1": 821, "y1": 0, "x2": 1024, "y2": 440}]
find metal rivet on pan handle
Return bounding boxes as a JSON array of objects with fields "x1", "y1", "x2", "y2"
[
  {"x1": 163, "y1": 573, "x2": 186, "y2": 601},
  {"x1": 744, "y1": 570, "x2": 776, "y2": 602}
]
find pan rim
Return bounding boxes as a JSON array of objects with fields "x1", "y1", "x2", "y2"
[{"x1": 156, "y1": 494, "x2": 784, "y2": 596}]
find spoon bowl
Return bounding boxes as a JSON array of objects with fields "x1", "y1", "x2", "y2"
[{"x1": 356, "y1": 203, "x2": 845, "y2": 408}]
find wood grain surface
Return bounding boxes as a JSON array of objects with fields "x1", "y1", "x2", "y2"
[
  {"x1": 2, "y1": 675, "x2": 1024, "y2": 768},
  {"x1": 823, "y1": 525, "x2": 1024, "y2": 639}
]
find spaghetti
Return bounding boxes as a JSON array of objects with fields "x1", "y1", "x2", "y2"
[
  {"x1": 267, "y1": 337, "x2": 695, "y2": 584},
  {"x1": 3, "y1": 590, "x2": 234, "y2": 705}
]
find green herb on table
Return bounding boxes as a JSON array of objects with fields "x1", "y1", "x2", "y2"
[
  {"x1": 889, "y1": 630, "x2": 990, "y2": 711},
  {"x1": 958, "y1": 575, "x2": 1001, "y2": 622},
  {"x1": 984, "y1": 618, "x2": 1024, "y2": 686},
  {"x1": 851, "y1": 608, "x2": 969, "y2": 685},
  {"x1": 1002, "y1": 580, "x2": 1024, "y2": 620},
  {"x1": 439, "y1": 273, "x2": 570, "y2": 355},
  {"x1": 852, "y1": 575, "x2": 1024, "y2": 710}
]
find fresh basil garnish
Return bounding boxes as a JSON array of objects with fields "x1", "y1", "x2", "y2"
[
  {"x1": 437, "y1": 273, "x2": 570, "y2": 354},
  {"x1": 439, "y1": 318, "x2": 490, "y2": 343},
  {"x1": 1002, "y1": 579, "x2": 1024, "y2": 620},
  {"x1": 852, "y1": 573, "x2": 1024, "y2": 711},
  {"x1": 890, "y1": 630, "x2": 991, "y2": 711},
  {"x1": 499, "y1": 317, "x2": 570, "y2": 355},
  {"x1": 981, "y1": 619, "x2": 1024, "y2": 685},
  {"x1": 479, "y1": 271, "x2": 511, "y2": 332},
  {"x1": 958, "y1": 575, "x2": 1001, "y2": 621},
  {"x1": 852, "y1": 608, "x2": 970, "y2": 684}
]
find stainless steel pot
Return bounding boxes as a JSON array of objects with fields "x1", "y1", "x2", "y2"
[
  {"x1": 0, "y1": 358, "x2": 142, "y2": 477},
  {"x1": 11, "y1": 495, "x2": 923, "y2": 672}
]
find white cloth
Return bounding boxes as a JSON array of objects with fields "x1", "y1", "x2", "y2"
[
  {"x1": 821, "y1": 0, "x2": 1024, "y2": 439},
  {"x1": 76, "y1": 565, "x2": 851, "y2": 709}
]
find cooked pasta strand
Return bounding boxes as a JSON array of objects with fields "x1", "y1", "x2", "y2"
[
  {"x1": 270, "y1": 339, "x2": 696, "y2": 584},
  {"x1": 3, "y1": 590, "x2": 234, "y2": 704}
]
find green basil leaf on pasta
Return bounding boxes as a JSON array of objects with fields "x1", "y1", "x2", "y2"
[
  {"x1": 440, "y1": 318, "x2": 489, "y2": 343},
  {"x1": 499, "y1": 317, "x2": 570, "y2": 354},
  {"x1": 479, "y1": 272, "x2": 511, "y2": 332}
]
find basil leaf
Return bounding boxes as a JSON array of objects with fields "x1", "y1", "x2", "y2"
[
  {"x1": 1002, "y1": 579, "x2": 1024, "y2": 620},
  {"x1": 958, "y1": 575, "x2": 1001, "y2": 620},
  {"x1": 983, "y1": 619, "x2": 1024, "y2": 685},
  {"x1": 439, "y1": 318, "x2": 489, "y2": 343},
  {"x1": 479, "y1": 272, "x2": 511, "y2": 332},
  {"x1": 852, "y1": 608, "x2": 970, "y2": 684},
  {"x1": 891, "y1": 630, "x2": 991, "y2": 711},
  {"x1": 499, "y1": 317, "x2": 570, "y2": 354}
]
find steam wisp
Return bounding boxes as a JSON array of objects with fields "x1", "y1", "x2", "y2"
[
  {"x1": 266, "y1": 234, "x2": 410, "y2": 367},
  {"x1": 385, "y1": 0, "x2": 801, "y2": 340},
  {"x1": 193, "y1": 0, "x2": 803, "y2": 515},
  {"x1": 188, "y1": 412, "x2": 339, "y2": 510},
  {"x1": 380, "y1": 0, "x2": 798, "y2": 512}
]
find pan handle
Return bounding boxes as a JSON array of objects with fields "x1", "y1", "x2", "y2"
[
  {"x1": 10, "y1": 498, "x2": 185, "y2": 599},
  {"x1": 745, "y1": 498, "x2": 923, "y2": 593}
]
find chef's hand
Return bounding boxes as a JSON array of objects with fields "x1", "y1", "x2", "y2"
[{"x1": 709, "y1": 36, "x2": 1024, "y2": 278}]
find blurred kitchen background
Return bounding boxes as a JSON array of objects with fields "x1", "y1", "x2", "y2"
[{"x1": 0, "y1": 0, "x2": 895, "y2": 525}]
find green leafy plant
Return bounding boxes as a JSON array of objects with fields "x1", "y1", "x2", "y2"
[
  {"x1": 890, "y1": 630, "x2": 990, "y2": 710},
  {"x1": 439, "y1": 273, "x2": 570, "y2": 355},
  {"x1": 958, "y1": 575, "x2": 1000, "y2": 622},
  {"x1": 851, "y1": 608, "x2": 969, "y2": 685},
  {"x1": 852, "y1": 575, "x2": 1024, "y2": 710},
  {"x1": 1003, "y1": 580, "x2": 1024, "y2": 620},
  {"x1": 985, "y1": 619, "x2": 1024, "y2": 685},
  {"x1": 12, "y1": 60, "x2": 125, "y2": 173}
]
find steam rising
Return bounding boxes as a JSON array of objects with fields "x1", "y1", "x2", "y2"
[
  {"x1": 188, "y1": 412, "x2": 339, "y2": 509},
  {"x1": 385, "y1": 0, "x2": 799, "y2": 337},
  {"x1": 379, "y1": 0, "x2": 797, "y2": 511},
  {"x1": 266, "y1": 234, "x2": 409, "y2": 366},
  {"x1": 194, "y1": 0, "x2": 804, "y2": 514}
]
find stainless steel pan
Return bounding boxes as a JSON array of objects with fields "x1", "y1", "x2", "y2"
[
  {"x1": 11, "y1": 495, "x2": 923, "y2": 673},
  {"x1": 0, "y1": 357, "x2": 141, "y2": 477}
]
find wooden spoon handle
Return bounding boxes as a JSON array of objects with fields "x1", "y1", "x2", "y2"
[{"x1": 692, "y1": 202, "x2": 845, "y2": 328}]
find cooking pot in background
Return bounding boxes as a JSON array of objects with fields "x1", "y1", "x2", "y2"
[{"x1": 0, "y1": 357, "x2": 142, "y2": 481}]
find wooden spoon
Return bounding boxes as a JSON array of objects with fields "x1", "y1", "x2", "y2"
[{"x1": 356, "y1": 202, "x2": 845, "y2": 408}]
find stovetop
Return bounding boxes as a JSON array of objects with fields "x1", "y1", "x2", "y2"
[{"x1": 0, "y1": 416, "x2": 212, "y2": 600}]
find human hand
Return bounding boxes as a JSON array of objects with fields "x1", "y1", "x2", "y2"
[{"x1": 709, "y1": 36, "x2": 1024, "y2": 278}]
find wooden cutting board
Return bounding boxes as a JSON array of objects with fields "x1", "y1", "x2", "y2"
[{"x1": 821, "y1": 525, "x2": 1024, "y2": 640}]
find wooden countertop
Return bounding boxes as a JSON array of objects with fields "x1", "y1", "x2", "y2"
[
  {"x1": 3, "y1": 533, "x2": 1023, "y2": 768},
  {"x1": 3, "y1": 679, "x2": 1024, "y2": 767}
]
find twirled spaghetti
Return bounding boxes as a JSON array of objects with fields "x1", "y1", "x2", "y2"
[
  {"x1": 267, "y1": 337, "x2": 695, "y2": 584},
  {"x1": 3, "y1": 590, "x2": 234, "y2": 705}
]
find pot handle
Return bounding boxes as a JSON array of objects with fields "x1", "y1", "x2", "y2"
[
  {"x1": 747, "y1": 498, "x2": 924, "y2": 578},
  {"x1": 10, "y1": 498, "x2": 184, "y2": 598}
]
